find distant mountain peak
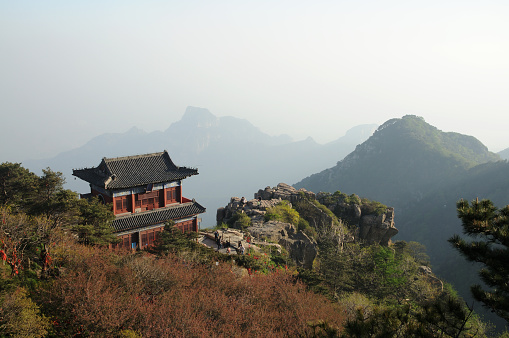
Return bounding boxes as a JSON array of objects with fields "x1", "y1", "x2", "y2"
[
  {"x1": 295, "y1": 115, "x2": 500, "y2": 204},
  {"x1": 127, "y1": 126, "x2": 146, "y2": 134},
  {"x1": 180, "y1": 106, "x2": 219, "y2": 128}
]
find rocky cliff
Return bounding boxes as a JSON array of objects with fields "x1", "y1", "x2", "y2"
[
  {"x1": 315, "y1": 191, "x2": 398, "y2": 246},
  {"x1": 217, "y1": 183, "x2": 399, "y2": 268}
]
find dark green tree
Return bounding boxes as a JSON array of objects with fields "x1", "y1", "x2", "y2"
[
  {"x1": 449, "y1": 198, "x2": 509, "y2": 323},
  {"x1": 72, "y1": 197, "x2": 117, "y2": 246},
  {"x1": 30, "y1": 168, "x2": 71, "y2": 220},
  {"x1": 0, "y1": 162, "x2": 38, "y2": 208},
  {"x1": 150, "y1": 221, "x2": 199, "y2": 254},
  {"x1": 342, "y1": 294, "x2": 485, "y2": 338}
]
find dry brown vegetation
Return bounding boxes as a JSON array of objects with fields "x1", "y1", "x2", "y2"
[{"x1": 39, "y1": 243, "x2": 345, "y2": 337}]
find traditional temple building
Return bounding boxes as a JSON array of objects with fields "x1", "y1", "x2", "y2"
[{"x1": 73, "y1": 150, "x2": 206, "y2": 250}]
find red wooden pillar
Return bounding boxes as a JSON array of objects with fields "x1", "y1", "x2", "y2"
[
  {"x1": 112, "y1": 196, "x2": 117, "y2": 215},
  {"x1": 163, "y1": 188, "x2": 168, "y2": 206},
  {"x1": 131, "y1": 193, "x2": 135, "y2": 213},
  {"x1": 179, "y1": 186, "x2": 183, "y2": 203}
]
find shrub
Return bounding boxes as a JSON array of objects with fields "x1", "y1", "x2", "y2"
[
  {"x1": 227, "y1": 212, "x2": 252, "y2": 230},
  {"x1": 40, "y1": 243, "x2": 346, "y2": 337},
  {"x1": 297, "y1": 218, "x2": 317, "y2": 239},
  {"x1": 344, "y1": 194, "x2": 361, "y2": 205},
  {"x1": 265, "y1": 200, "x2": 300, "y2": 226},
  {"x1": 360, "y1": 198, "x2": 387, "y2": 215},
  {"x1": 0, "y1": 287, "x2": 50, "y2": 338}
]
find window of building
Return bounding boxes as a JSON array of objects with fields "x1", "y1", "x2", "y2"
[
  {"x1": 166, "y1": 187, "x2": 178, "y2": 204},
  {"x1": 115, "y1": 196, "x2": 130, "y2": 214}
]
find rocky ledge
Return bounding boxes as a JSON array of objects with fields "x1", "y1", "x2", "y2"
[
  {"x1": 218, "y1": 183, "x2": 398, "y2": 247},
  {"x1": 216, "y1": 183, "x2": 399, "y2": 269}
]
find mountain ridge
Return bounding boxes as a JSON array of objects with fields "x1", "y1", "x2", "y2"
[
  {"x1": 293, "y1": 114, "x2": 507, "y2": 331},
  {"x1": 22, "y1": 107, "x2": 376, "y2": 227},
  {"x1": 294, "y1": 115, "x2": 499, "y2": 206}
]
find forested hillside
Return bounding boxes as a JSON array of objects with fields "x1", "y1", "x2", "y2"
[{"x1": 294, "y1": 115, "x2": 509, "y2": 331}]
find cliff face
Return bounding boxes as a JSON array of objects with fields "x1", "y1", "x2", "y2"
[
  {"x1": 253, "y1": 183, "x2": 398, "y2": 246},
  {"x1": 217, "y1": 183, "x2": 399, "y2": 268},
  {"x1": 316, "y1": 192, "x2": 398, "y2": 246}
]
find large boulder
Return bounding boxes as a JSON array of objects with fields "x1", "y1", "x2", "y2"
[
  {"x1": 316, "y1": 194, "x2": 398, "y2": 246},
  {"x1": 255, "y1": 183, "x2": 315, "y2": 203},
  {"x1": 247, "y1": 220, "x2": 296, "y2": 242},
  {"x1": 280, "y1": 230, "x2": 317, "y2": 270},
  {"x1": 358, "y1": 208, "x2": 398, "y2": 245},
  {"x1": 247, "y1": 221, "x2": 317, "y2": 270}
]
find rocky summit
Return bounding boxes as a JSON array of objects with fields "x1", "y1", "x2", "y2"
[{"x1": 216, "y1": 183, "x2": 399, "y2": 269}]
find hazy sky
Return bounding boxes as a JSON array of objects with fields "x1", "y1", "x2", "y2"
[{"x1": 2, "y1": 1, "x2": 509, "y2": 162}]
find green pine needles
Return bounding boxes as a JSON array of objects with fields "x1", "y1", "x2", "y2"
[{"x1": 449, "y1": 198, "x2": 509, "y2": 323}]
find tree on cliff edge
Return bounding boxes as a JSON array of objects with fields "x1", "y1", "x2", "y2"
[{"x1": 449, "y1": 198, "x2": 509, "y2": 323}]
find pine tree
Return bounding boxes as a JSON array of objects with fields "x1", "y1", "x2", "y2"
[{"x1": 449, "y1": 198, "x2": 509, "y2": 323}]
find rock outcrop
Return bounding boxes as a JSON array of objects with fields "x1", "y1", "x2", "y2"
[
  {"x1": 254, "y1": 183, "x2": 315, "y2": 203},
  {"x1": 246, "y1": 221, "x2": 317, "y2": 269},
  {"x1": 358, "y1": 209, "x2": 398, "y2": 246},
  {"x1": 217, "y1": 184, "x2": 319, "y2": 269},
  {"x1": 315, "y1": 192, "x2": 398, "y2": 246},
  {"x1": 216, "y1": 183, "x2": 399, "y2": 268}
]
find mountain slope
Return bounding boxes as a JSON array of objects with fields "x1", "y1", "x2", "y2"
[
  {"x1": 294, "y1": 115, "x2": 508, "y2": 330},
  {"x1": 294, "y1": 115, "x2": 499, "y2": 206},
  {"x1": 498, "y1": 147, "x2": 509, "y2": 160}
]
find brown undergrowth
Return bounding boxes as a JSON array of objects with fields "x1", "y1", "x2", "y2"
[{"x1": 40, "y1": 243, "x2": 345, "y2": 337}]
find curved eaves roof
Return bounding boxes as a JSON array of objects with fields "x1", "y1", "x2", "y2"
[
  {"x1": 73, "y1": 151, "x2": 198, "y2": 189},
  {"x1": 112, "y1": 201, "x2": 206, "y2": 233}
]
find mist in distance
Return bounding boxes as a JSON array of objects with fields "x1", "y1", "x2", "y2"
[{"x1": 1, "y1": 1, "x2": 509, "y2": 162}]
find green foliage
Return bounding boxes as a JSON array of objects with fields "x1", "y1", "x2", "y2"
[
  {"x1": 297, "y1": 217, "x2": 318, "y2": 239},
  {"x1": 295, "y1": 198, "x2": 344, "y2": 231},
  {"x1": 319, "y1": 191, "x2": 387, "y2": 217},
  {"x1": 0, "y1": 162, "x2": 39, "y2": 209},
  {"x1": 449, "y1": 198, "x2": 509, "y2": 323},
  {"x1": 72, "y1": 197, "x2": 117, "y2": 246},
  {"x1": 415, "y1": 295, "x2": 486, "y2": 337},
  {"x1": 227, "y1": 211, "x2": 252, "y2": 230},
  {"x1": 293, "y1": 116, "x2": 506, "y2": 331},
  {"x1": 394, "y1": 240, "x2": 430, "y2": 266},
  {"x1": 0, "y1": 163, "x2": 117, "y2": 248},
  {"x1": 118, "y1": 330, "x2": 142, "y2": 338},
  {"x1": 341, "y1": 287, "x2": 488, "y2": 337},
  {"x1": 344, "y1": 194, "x2": 361, "y2": 205},
  {"x1": 296, "y1": 115, "x2": 499, "y2": 208},
  {"x1": 360, "y1": 198, "x2": 387, "y2": 216},
  {"x1": 0, "y1": 287, "x2": 50, "y2": 338},
  {"x1": 373, "y1": 247, "x2": 406, "y2": 289},
  {"x1": 265, "y1": 200, "x2": 300, "y2": 225},
  {"x1": 151, "y1": 222, "x2": 201, "y2": 254},
  {"x1": 297, "y1": 268, "x2": 330, "y2": 296},
  {"x1": 307, "y1": 222, "x2": 488, "y2": 337},
  {"x1": 342, "y1": 304, "x2": 415, "y2": 337}
]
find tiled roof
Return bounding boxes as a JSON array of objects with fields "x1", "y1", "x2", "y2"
[
  {"x1": 73, "y1": 150, "x2": 198, "y2": 189},
  {"x1": 112, "y1": 201, "x2": 206, "y2": 233}
]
